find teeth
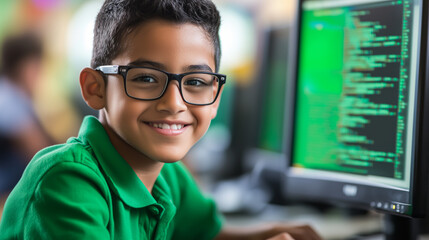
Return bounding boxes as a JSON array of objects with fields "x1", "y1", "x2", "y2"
[{"x1": 151, "y1": 123, "x2": 184, "y2": 130}]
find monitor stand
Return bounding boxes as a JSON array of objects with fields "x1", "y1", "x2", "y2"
[{"x1": 384, "y1": 214, "x2": 425, "y2": 240}]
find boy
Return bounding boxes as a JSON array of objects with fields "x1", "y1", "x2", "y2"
[{"x1": 0, "y1": 0, "x2": 321, "y2": 239}]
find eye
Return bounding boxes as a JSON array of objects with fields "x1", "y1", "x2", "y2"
[
  {"x1": 184, "y1": 78, "x2": 209, "y2": 86},
  {"x1": 130, "y1": 75, "x2": 158, "y2": 83}
]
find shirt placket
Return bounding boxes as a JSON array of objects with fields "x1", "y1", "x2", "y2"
[{"x1": 151, "y1": 198, "x2": 176, "y2": 240}]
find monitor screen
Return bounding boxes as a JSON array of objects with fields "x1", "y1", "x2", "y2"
[{"x1": 285, "y1": 0, "x2": 429, "y2": 217}]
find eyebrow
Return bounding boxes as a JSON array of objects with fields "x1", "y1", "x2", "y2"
[
  {"x1": 127, "y1": 59, "x2": 213, "y2": 73},
  {"x1": 184, "y1": 64, "x2": 213, "y2": 73},
  {"x1": 128, "y1": 60, "x2": 166, "y2": 69}
]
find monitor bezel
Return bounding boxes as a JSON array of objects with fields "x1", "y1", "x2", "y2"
[{"x1": 283, "y1": 0, "x2": 429, "y2": 217}]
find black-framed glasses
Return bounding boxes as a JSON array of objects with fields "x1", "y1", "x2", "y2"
[{"x1": 95, "y1": 65, "x2": 227, "y2": 106}]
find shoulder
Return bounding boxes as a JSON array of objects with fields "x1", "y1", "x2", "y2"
[
  {"x1": 13, "y1": 138, "x2": 109, "y2": 200},
  {"x1": 29, "y1": 139, "x2": 101, "y2": 176},
  {"x1": 0, "y1": 140, "x2": 111, "y2": 238}
]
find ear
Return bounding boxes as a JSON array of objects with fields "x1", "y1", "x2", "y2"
[
  {"x1": 210, "y1": 88, "x2": 224, "y2": 119},
  {"x1": 79, "y1": 67, "x2": 106, "y2": 110}
]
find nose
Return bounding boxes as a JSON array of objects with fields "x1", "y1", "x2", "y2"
[{"x1": 155, "y1": 82, "x2": 187, "y2": 114}]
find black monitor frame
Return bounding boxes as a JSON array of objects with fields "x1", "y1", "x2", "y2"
[{"x1": 283, "y1": 0, "x2": 429, "y2": 218}]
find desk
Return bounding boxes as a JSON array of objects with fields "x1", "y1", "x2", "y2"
[
  {"x1": 223, "y1": 204, "x2": 384, "y2": 240},
  {"x1": 224, "y1": 204, "x2": 429, "y2": 240}
]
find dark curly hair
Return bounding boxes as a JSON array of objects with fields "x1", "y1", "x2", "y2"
[{"x1": 92, "y1": 0, "x2": 222, "y2": 72}]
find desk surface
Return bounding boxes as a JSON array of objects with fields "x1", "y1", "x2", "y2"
[
  {"x1": 223, "y1": 204, "x2": 384, "y2": 240},
  {"x1": 224, "y1": 204, "x2": 429, "y2": 240}
]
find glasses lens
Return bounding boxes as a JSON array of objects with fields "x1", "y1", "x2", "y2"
[
  {"x1": 182, "y1": 73, "x2": 220, "y2": 105},
  {"x1": 125, "y1": 68, "x2": 167, "y2": 99}
]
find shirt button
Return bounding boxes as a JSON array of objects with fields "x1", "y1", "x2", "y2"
[{"x1": 149, "y1": 206, "x2": 160, "y2": 216}]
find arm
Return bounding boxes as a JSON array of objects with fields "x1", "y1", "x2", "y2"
[{"x1": 215, "y1": 223, "x2": 323, "y2": 240}]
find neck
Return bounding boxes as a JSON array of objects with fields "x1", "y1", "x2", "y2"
[
  {"x1": 99, "y1": 111, "x2": 163, "y2": 193},
  {"x1": 133, "y1": 164, "x2": 164, "y2": 192}
]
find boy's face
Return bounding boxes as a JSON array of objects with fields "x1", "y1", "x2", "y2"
[{"x1": 100, "y1": 19, "x2": 221, "y2": 164}]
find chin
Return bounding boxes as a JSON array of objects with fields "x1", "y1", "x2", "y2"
[
  {"x1": 156, "y1": 157, "x2": 183, "y2": 164},
  {"x1": 150, "y1": 152, "x2": 186, "y2": 164},
  {"x1": 147, "y1": 147, "x2": 190, "y2": 164}
]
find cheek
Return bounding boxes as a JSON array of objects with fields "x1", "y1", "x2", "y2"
[
  {"x1": 106, "y1": 89, "x2": 125, "y2": 117},
  {"x1": 105, "y1": 88, "x2": 142, "y2": 126},
  {"x1": 193, "y1": 107, "x2": 215, "y2": 134}
]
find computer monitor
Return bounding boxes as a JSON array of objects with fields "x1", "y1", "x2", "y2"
[{"x1": 284, "y1": 0, "x2": 429, "y2": 221}]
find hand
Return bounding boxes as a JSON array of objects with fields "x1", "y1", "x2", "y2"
[
  {"x1": 266, "y1": 233, "x2": 294, "y2": 240},
  {"x1": 265, "y1": 224, "x2": 322, "y2": 240},
  {"x1": 216, "y1": 223, "x2": 322, "y2": 240}
]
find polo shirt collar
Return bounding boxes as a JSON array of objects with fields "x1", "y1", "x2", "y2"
[{"x1": 77, "y1": 116, "x2": 156, "y2": 208}]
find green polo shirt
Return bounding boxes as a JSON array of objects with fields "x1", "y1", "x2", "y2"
[{"x1": 0, "y1": 116, "x2": 223, "y2": 240}]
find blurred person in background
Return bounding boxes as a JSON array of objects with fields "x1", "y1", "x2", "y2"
[{"x1": 0, "y1": 31, "x2": 53, "y2": 213}]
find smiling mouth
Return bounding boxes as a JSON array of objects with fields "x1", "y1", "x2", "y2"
[{"x1": 146, "y1": 122, "x2": 187, "y2": 130}]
